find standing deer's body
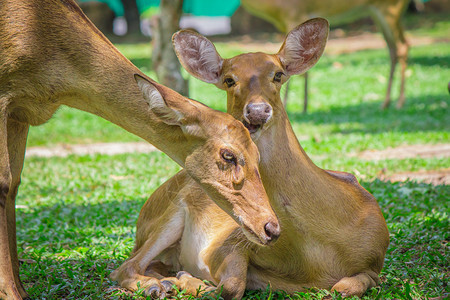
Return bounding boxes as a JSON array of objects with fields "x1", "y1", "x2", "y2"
[
  {"x1": 0, "y1": 1, "x2": 280, "y2": 299},
  {"x1": 241, "y1": 0, "x2": 409, "y2": 109},
  {"x1": 112, "y1": 19, "x2": 389, "y2": 299}
]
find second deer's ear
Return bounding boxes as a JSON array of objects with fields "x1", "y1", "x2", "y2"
[
  {"x1": 135, "y1": 74, "x2": 207, "y2": 138},
  {"x1": 135, "y1": 74, "x2": 183, "y2": 126},
  {"x1": 172, "y1": 30, "x2": 224, "y2": 84},
  {"x1": 277, "y1": 18, "x2": 329, "y2": 76}
]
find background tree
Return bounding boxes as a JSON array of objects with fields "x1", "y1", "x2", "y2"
[
  {"x1": 120, "y1": 0, "x2": 141, "y2": 35},
  {"x1": 152, "y1": 0, "x2": 188, "y2": 96}
]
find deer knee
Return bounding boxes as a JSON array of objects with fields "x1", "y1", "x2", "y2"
[
  {"x1": 397, "y1": 44, "x2": 408, "y2": 64},
  {"x1": 0, "y1": 181, "x2": 10, "y2": 208}
]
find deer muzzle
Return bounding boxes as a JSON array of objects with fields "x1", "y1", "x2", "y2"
[{"x1": 244, "y1": 102, "x2": 272, "y2": 124}]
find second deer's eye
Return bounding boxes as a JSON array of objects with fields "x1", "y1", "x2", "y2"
[
  {"x1": 274, "y1": 72, "x2": 284, "y2": 82},
  {"x1": 224, "y1": 77, "x2": 236, "y2": 88},
  {"x1": 221, "y1": 149, "x2": 236, "y2": 163}
]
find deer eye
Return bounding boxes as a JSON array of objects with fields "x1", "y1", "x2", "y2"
[
  {"x1": 224, "y1": 77, "x2": 236, "y2": 88},
  {"x1": 221, "y1": 149, "x2": 236, "y2": 163},
  {"x1": 274, "y1": 72, "x2": 284, "y2": 82}
]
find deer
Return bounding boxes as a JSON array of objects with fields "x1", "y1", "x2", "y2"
[
  {"x1": 111, "y1": 18, "x2": 390, "y2": 299},
  {"x1": 240, "y1": 0, "x2": 410, "y2": 110},
  {"x1": 0, "y1": 1, "x2": 281, "y2": 299}
]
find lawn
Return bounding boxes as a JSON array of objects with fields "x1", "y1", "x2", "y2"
[{"x1": 17, "y1": 12, "x2": 449, "y2": 299}]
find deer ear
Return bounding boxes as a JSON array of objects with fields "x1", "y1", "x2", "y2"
[
  {"x1": 135, "y1": 74, "x2": 183, "y2": 126},
  {"x1": 277, "y1": 18, "x2": 329, "y2": 76},
  {"x1": 172, "y1": 30, "x2": 223, "y2": 84}
]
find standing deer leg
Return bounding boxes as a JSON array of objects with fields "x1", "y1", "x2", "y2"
[
  {"x1": 0, "y1": 111, "x2": 16, "y2": 299},
  {"x1": 394, "y1": 25, "x2": 408, "y2": 109},
  {"x1": 370, "y1": 3, "x2": 409, "y2": 109},
  {"x1": 0, "y1": 110, "x2": 29, "y2": 300},
  {"x1": 283, "y1": 73, "x2": 309, "y2": 113},
  {"x1": 303, "y1": 72, "x2": 309, "y2": 114},
  {"x1": 385, "y1": 45, "x2": 398, "y2": 110},
  {"x1": 383, "y1": 12, "x2": 408, "y2": 109},
  {"x1": 6, "y1": 119, "x2": 29, "y2": 299}
]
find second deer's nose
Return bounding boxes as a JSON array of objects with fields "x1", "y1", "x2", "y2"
[{"x1": 244, "y1": 102, "x2": 273, "y2": 125}]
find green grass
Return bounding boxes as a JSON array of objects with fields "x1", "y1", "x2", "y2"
[
  {"x1": 16, "y1": 13, "x2": 449, "y2": 300},
  {"x1": 17, "y1": 155, "x2": 449, "y2": 299}
]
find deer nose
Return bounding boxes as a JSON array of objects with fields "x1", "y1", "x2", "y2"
[
  {"x1": 264, "y1": 221, "x2": 280, "y2": 243},
  {"x1": 244, "y1": 102, "x2": 273, "y2": 125}
]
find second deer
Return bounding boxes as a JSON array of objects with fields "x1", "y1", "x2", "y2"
[{"x1": 111, "y1": 18, "x2": 389, "y2": 299}]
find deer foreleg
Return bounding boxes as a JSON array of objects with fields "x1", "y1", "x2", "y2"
[
  {"x1": 110, "y1": 205, "x2": 186, "y2": 298},
  {"x1": 0, "y1": 111, "x2": 29, "y2": 300},
  {"x1": 6, "y1": 119, "x2": 29, "y2": 299},
  {"x1": 207, "y1": 248, "x2": 249, "y2": 300}
]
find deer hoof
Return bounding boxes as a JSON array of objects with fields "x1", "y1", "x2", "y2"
[
  {"x1": 176, "y1": 271, "x2": 192, "y2": 279},
  {"x1": 146, "y1": 284, "x2": 164, "y2": 299},
  {"x1": 160, "y1": 280, "x2": 175, "y2": 293}
]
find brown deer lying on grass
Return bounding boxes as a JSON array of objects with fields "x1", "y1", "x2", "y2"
[
  {"x1": 111, "y1": 18, "x2": 389, "y2": 299},
  {"x1": 0, "y1": 1, "x2": 280, "y2": 299}
]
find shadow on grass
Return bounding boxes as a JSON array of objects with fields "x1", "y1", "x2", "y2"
[
  {"x1": 288, "y1": 93, "x2": 449, "y2": 134},
  {"x1": 409, "y1": 54, "x2": 450, "y2": 67}
]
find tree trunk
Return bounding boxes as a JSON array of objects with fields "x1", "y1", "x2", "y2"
[
  {"x1": 120, "y1": 0, "x2": 141, "y2": 35},
  {"x1": 152, "y1": 0, "x2": 189, "y2": 96}
]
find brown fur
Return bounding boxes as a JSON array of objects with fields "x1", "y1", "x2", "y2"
[
  {"x1": 112, "y1": 19, "x2": 389, "y2": 299},
  {"x1": 241, "y1": 0, "x2": 410, "y2": 109},
  {"x1": 0, "y1": 1, "x2": 279, "y2": 298}
]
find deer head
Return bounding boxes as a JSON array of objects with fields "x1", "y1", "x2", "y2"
[
  {"x1": 135, "y1": 75, "x2": 280, "y2": 245},
  {"x1": 173, "y1": 18, "x2": 329, "y2": 140}
]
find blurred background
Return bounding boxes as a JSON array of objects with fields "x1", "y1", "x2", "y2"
[
  {"x1": 76, "y1": 0, "x2": 449, "y2": 106},
  {"x1": 76, "y1": 0, "x2": 448, "y2": 37}
]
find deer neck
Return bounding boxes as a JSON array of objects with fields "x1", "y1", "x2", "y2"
[
  {"x1": 255, "y1": 110, "x2": 331, "y2": 214},
  {"x1": 253, "y1": 109, "x2": 371, "y2": 243},
  {"x1": 8, "y1": 0, "x2": 191, "y2": 166}
]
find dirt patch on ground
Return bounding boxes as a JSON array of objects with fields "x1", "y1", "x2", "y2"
[
  {"x1": 380, "y1": 169, "x2": 450, "y2": 185},
  {"x1": 26, "y1": 142, "x2": 449, "y2": 185},
  {"x1": 28, "y1": 142, "x2": 450, "y2": 160},
  {"x1": 25, "y1": 142, "x2": 157, "y2": 158},
  {"x1": 219, "y1": 32, "x2": 448, "y2": 55},
  {"x1": 357, "y1": 144, "x2": 450, "y2": 160},
  {"x1": 357, "y1": 144, "x2": 450, "y2": 185}
]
